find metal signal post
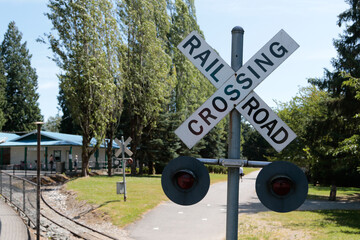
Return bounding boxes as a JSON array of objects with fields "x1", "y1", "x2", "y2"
[
  {"x1": 161, "y1": 26, "x2": 306, "y2": 240},
  {"x1": 226, "y1": 26, "x2": 244, "y2": 240}
]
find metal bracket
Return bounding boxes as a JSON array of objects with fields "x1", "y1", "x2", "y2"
[{"x1": 197, "y1": 158, "x2": 271, "y2": 168}]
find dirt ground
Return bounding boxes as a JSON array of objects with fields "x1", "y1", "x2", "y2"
[{"x1": 39, "y1": 173, "x2": 132, "y2": 240}]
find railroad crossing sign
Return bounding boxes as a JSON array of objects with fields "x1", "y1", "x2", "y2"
[
  {"x1": 115, "y1": 137, "x2": 133, "y2": 157},
  {"x1": 175, "y1": 30, "x2": 298, "y2": 152}
]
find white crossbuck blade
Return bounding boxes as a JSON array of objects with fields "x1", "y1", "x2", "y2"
[
  {"x1": 175, "y1": 29, "x2": 298, "y2": 151},
  {"x1": 115, "y1": 137, "x2": 133, "y2": 157}
]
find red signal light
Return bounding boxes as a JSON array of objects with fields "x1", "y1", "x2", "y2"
[
  {"x1": 175, "y1": 170, "x2": 196, "y2": 190},
  {"x1": 271, "y1": 177, "x2": 292, "y2": 196}
]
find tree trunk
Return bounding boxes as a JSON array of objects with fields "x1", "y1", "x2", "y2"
[
  {"x1": 106, "y1": 128, "x2": 114, "y2": 176},
  {"x1": 329, "y1": 184, "x2": 337, "y2": 201},
  {"x1": 148, "y1": 161, "x2": 154, "y2": 175},
  {"x1": 107, "y1": 139, "x2": 113, "y2": 177},
  {"x1": 81, "y1": 150, "x2": 89, "y2": 177},
  {"x1": 139, "y1": 159, "x2": 143, "y2": 175}
]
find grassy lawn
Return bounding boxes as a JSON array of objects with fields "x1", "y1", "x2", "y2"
[
  {"x1": 65, "y1": 168, "x2": 360, "y2": 239},
  {"x1": 66, "y1": 175, "x2": 166, "y2": 227},
  {"x1": 237, "y1": 185, "x2": 360, "y2": 239},
  {"x1": 308, "y1": 185, "x2": 360, "y2": 201},
  {"x1": 238, "y1": 210, "x2": 360, "y2": 240},
  {"x1": 65, "y1": 167, "x2": 258, "y2": 227}
]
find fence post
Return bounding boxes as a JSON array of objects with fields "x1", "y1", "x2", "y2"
[
  {"x1": 9, "y1": 175, "x2": 12, "y2": 202},
  {"x1": 23, "y1": 179, "x2": 26, "y2": 213}
]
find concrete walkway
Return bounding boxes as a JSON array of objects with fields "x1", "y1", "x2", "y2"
[
  {"x1": 126, "y1": 171, "x2": 262, "y2": 240},
  {"x1": 127, "y1": 170, "x2": 360, "y2": 240},
  {"x1": 0, "y1": 199, "x2": 30, "y2": 240},
  {"x1": 127, "y1": 176, "x2": 228, "y2": 240}
]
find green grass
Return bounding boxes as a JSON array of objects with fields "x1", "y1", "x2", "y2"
[
  {"x1": 66, "y1": 175, "x2": 167, "y2": 227},
  {"x1": 65, "y1": 168, "x2": 258, "y2": 227},
  {"x1": 308, "y1": 185, "x2": 360, "y2": 201},
  {"x1": 65, "y1": 168, "x2": 359, "y2": 234},
  {"x1": 238, "y1": 185, "x2": 360, "y2": 239},
  {"x1": 238, "y1": 210, "x2": 360, "y2": 240}
]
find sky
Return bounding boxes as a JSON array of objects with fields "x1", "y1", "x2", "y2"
[{"x1": 0, "y1": 0, "x2": 349, "y2": 121}]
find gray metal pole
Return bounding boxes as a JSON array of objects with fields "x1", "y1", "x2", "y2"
[
  {"x1": 226, "y1": 26, "x2": 244, "y2": 240},
  {"x1": 121, "y1": 136, "x2": 127, "y2": 202}
]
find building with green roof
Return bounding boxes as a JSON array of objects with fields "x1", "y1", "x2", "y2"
[{"x1": 0, "y1": 131, "x2": 120, "y2": 171}]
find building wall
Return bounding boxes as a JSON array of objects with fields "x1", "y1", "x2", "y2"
[{"x1": 9, "y1": 146, "x2": 108, "y2": 170}]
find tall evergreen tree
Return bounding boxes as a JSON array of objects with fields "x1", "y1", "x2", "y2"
[
  {"x1": 307, "y1": 0, "x2": 360, "y2": 185},
  {"x1": 0, "y1": 55, "x2": 7, "y2": 129},
  {"x1": 1, "y1": 21, "x2": 42, "y2": 131},
  {"x1": 45, "y1": 0, "x2": 122, "y2": 176}
]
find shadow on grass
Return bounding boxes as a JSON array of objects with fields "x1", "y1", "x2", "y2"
[
  {"x1": 308, "y1": 193, "x2": 360, "y2": 202},
  {"x1": 98, "y1": 199, "x2": 121, "y2": 208},
  {"x1": 307, "y1": 194, "x2": 329, "y2": 201},
  {"x1": 74, "y1": 199, "x2": 121, "y2": 220},
  {"x1": 316, "y1": 210, "x2": 360, "y2": 234}
]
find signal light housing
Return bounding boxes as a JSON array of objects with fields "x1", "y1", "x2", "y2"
[
  {"x1": 256, "y1": 161, "x2": 308, "y2": 213},
  {"x1": 161, "y1": 156, "x2": 210, "y2": 206}
]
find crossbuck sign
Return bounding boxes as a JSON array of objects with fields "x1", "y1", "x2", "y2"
[{"x1": 175, "y1": 30, "x2": 299, "y2": 152}]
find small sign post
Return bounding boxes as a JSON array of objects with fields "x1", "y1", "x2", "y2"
[{"x1": 115, "y1": 136, "x2": 132, "y2": 201}]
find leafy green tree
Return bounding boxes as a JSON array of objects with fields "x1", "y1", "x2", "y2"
[
  {"x1": 45, "y1": 0, "x2": 121, "y2": 176},
  {"x1": 241, "y1": 121, "x2": 273, "y2": 161},
  {"x1": 274, "y1": 86, "x2": 331, "y2": 178},
  {"x1": 1, "y1": 21, "x2": 42, "y2": 131},
  {"x1": 167, "y1": 0, "x2": 226, "y2": 157},
  {"x1": 199, "y1": 120, "x2": 227, "y2": 159},
  {"x1": 105, "y1": 76, "x2": 125, "y2": 176},
  {"x1": 118, "y1": 0, "x2": 175, "y2": 174},
  {"x1": 43, "y1": 114, "x2": 61, "y2": 132},
  {"x1": 168, "y1": 0, "x2": 214, "y2": 115}
]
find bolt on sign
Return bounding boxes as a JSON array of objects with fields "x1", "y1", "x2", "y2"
[{"x1": 175, "y1": 30, "x2": 298, "y2": 152}]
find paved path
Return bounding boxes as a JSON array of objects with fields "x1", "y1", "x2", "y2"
[
  {"x1": 126, "y1": 171, "x2": 259, "y2": 240},
  {"x1": 0, "y1": 198, "x2": 30, "y2": 240},
  {"x1": 127, "y1": 170, "x2": 360, "y2": 240}
]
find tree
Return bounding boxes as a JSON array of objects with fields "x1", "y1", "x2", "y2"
[
  {"x1": 105, "y1": 76, "x2": 125, "y2": 176},
  {"x1": 306, "y1": 0, "x2": 360, "y2": 186},
  {"x1": 0, "y1": 55, "x2": 7, "y2": 129},
  {"x1": 167, "y1": 0, "x2": 225, "y2": 157},
  {"x1": 118, "y1": 0, "x2": 175, "y2": 174},
  {"x1": 337, "y1": 74, "x2": 360, "y2": 175},
  {"x1": 241, "y1": 121, "x2": 273, "y2": 161},
  {"x1": 45, "y1": 0, "x2": 122, "y2": 176},
  {"x1": 58, "y1": 88, "x2": 81, "y2": 134},
  {"x1": 137, "y1": 111, "x2": 182, "y2": 174},
  {"x1": 43, "y1": 114, "x2": 61, "y2": 132},
  {"x1": 1, "y1": 21, "x2": 42, "y2": 131},
  {"x1": 274, "y1": 86, "x2": 332, "y2": 180}
]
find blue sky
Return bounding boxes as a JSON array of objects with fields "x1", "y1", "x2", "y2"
[{"x1": 0, "y1": 0, "x2": 349, "y2": 121}]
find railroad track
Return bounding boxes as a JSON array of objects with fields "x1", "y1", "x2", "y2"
[{"x1": 40, "y1": 193, "x2": 118, "y2": 240}]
